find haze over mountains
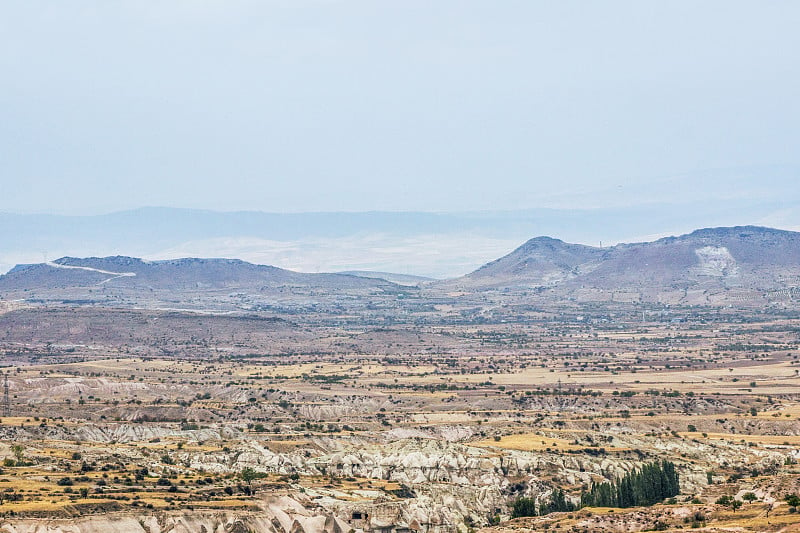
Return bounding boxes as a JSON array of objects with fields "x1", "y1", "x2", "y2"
[
  {"x1": 2, "y1": 226, "x2": 798, "y2": 309},
  {"x1": 1, "y1": 201, "x2": 799, "y2": 278},
  {"x1": 0, "y1": 256, "x2": 390, "y2": 293},
  {"x1": 450, "y1": 226, "x2": 800, "y2": 306},
  {"x1": 464, "y1": 227, "x2": 800, "y2": 287}
]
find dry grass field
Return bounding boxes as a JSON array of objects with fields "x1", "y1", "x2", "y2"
[{"x1": 0, "y1": 305, "x2": 798, "y2": 532}]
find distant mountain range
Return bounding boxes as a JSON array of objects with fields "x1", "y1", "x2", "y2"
[
  {"x1": 1, "y1": 226, "x2": 798, "y2": 308},
  {"x1": 449, "y1": 226, "x2": 800, "y2": 305},
  {"x1": 462, "y1": 226, "x2": 800, "y2": 286},
  {"x1": 0, "y1": 256, "x2": 389, "y2": 293},
  {"x1": 1, "y1": 204, "x2": 797, "y2": 278}
]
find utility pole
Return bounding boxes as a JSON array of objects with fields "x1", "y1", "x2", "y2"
[{"x1": 3, "y1": 373, "x2": 10, "y2": 417}]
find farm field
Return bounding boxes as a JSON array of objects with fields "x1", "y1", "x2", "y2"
[{"x1": 0, "y1": 302, "x2": 799, "y2": 532}]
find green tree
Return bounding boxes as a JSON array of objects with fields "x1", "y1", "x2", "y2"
[
  {"x1": 742, "y1": 492, "x2": 757, "y2": 504},
  {"x1": 10, "y1": 444, "x2": 24, "y2": 462},
  {"x1": 511, "y1": 497, "x2": 538, "y2": 518},
  {"x1": 537, "y1": 488, "x2": 576, "y2": 516},
  {"x1": 581, "y1": 460, "x2": 680, "y2": 509},
  {"x1": 785, "y1": 494, "x2": 800, "y2": 511},
  {"x1": 716, "y1": 495, "x2": 731, "y2": 506},
  {"x1": 240, "y1": 467, "x2": 266, "y2": 486}
]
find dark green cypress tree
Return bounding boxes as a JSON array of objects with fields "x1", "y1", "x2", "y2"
[
  {"x1": 511, "y1": 497, "x2": 538, "y2": 518},
  {"x1": 580, "y1": 461, "x2": 680, "y2": 509}
]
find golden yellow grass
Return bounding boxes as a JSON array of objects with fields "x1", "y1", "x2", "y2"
[
  {"x1": 708, "y1": 504, "x2": 800, "y2": 531},
  {"x1": 0, "y1": 416, "x2": 77, "y2": 427},
  {"x1": 0, "y1": 476, "x2": 61, "y2": 492},
  {"x1": 377, "y1": 360, "x2": 800, "y2": 397},
  {"x1": 229, "y1": 362, "x2": 438, "y2": 379},
  {"x1": 190, "y1": 499, "x2": 260, "y2": 509},
  {"x1": 263, "y1": 440, "x2": 311, "y2": 453},
  {"x1": 681, "y1": 432, "x2": 800, "y2": 446},
  {"x1": 758, "y1": 403, "x2": 800, "y2": 418},
  {"x1": 2, "y1": 500, "x2": 72, "y2": 512},
  {"x1": 540, "y1": 503, "x2": 800, "y2": 533}
]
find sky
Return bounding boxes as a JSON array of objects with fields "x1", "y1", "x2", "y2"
[{"x1": 1, "y1": 1, "x2": 799, "y2": 215}]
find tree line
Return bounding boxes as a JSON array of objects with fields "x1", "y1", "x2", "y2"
[
  {"x1": 581, "y1": 460, "x2": 679, "y2": 508},
  {"x1": 512, "y1": 460, "x2": 680, "y2": 518}
]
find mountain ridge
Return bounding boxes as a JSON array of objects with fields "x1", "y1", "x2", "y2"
[
  {"x1": 1, "y1": 225, "x2": 798, "y2": 308},
  {"x1": 447, "y1": 226, "x2": 800, "y2": 306},
  {"x1": 2, "y1": 205, "x2": 797, "y2": 278},
  {"x1": 0, "y1": 255, "x2": 394, "y2": 294}
]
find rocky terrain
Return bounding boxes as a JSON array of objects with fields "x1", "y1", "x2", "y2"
[
  {"x1": 1, "y1": 226, "x2": 799, "y2": 314},
  {"x1": 450, "y1": 226, "x2": 800, "y2": 306},
  {"x1": 0, "y1": 498, "x2": 351, "y2": 533},
  {"x1": 0, "y1": 226, "x2": 799, "y2": 532}
]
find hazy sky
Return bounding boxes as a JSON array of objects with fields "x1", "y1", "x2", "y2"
[{"x1": 2, "y1": 1, "x2": 799, "y2": 214}]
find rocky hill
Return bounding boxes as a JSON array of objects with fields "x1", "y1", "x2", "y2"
[
  {"x1": 0, "y1": 256, "x2": 401, "y2": 313},
  {"x1": 2, "y1": 226, "x2": 799, "y2": 309},
  {"x1": 0, "y1": 256, "x2": 393, "y2": 294},
  {"x1": 448, "y1": 226, "x2": 800, "y2": 305},
  {"x1": 463, "y1": 236, "x2": 603, "y2": 286}
]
